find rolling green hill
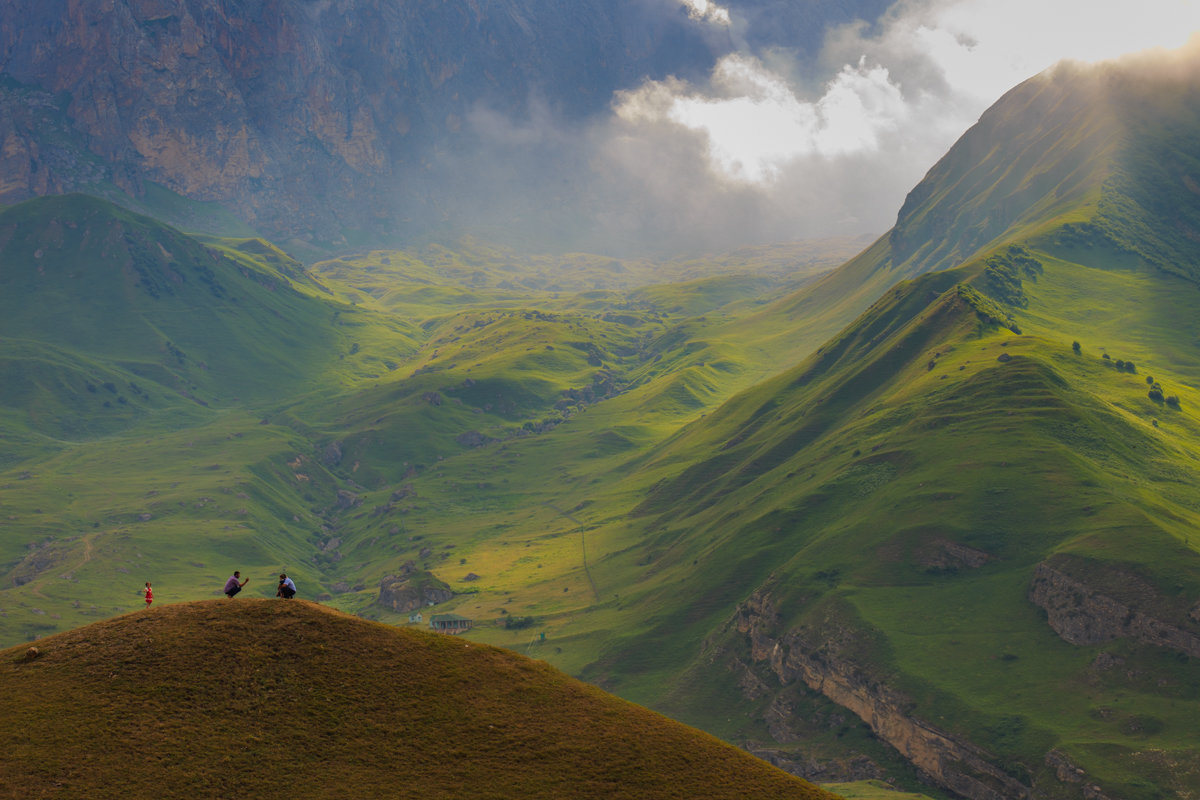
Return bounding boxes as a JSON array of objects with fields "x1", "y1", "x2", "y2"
[
  {"x1": 0, "y1": 194, "x2": 352, "y2": 406},
  {"x1": 0, "y1": 600, "x2": 838, "y2": 799},
  {"x1": 0, "y1": 193, "x2": 854, "y2": 651}
]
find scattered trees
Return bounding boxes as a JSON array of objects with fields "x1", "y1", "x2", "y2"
[
  {"x1": 1097, "y1": 352, "x2": 1137, "y2": 373},
  {"x1": 1148, "y1": 384, "x2": 1181, "y2": 408}
]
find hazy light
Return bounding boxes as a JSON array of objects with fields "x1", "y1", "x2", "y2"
[
  {"x1": 619, "y1": 55, "x2": 907, "y2": 183},
  {"x1": 626, "y1": 0, "x2": 1200, "y2": 186},
  {"x1": 894, "y1": 0, "x2": 1200, "y2": 103}
]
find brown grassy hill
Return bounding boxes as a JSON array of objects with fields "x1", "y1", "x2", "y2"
[{"x1": 0, "y1": 600, "x2": 838, "y2": 800}]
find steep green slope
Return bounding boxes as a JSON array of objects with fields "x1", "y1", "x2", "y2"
[
  {"x1": 0, "y1": 600, "x2": 837, "y2": 799},
  {"x1": 286, "y1": 45, "x2": 1200, "y2": 800},
  {"x1": 613, "y1": 252, "x2": 1200, "y2": 783},
  {"x1": 553, "y1": 50, "x2": 1200, "y2": 796},
  {"x1": 0, "y1": 194, "x2": 356, "y2": 413}
]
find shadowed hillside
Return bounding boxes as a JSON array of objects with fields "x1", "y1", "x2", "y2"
[
  {"x1": 0, "y1": 600, "x2": 838, "y2": 800},
  {"x1": 0, "y1": 194, "x2": 356, "y2": 412}
]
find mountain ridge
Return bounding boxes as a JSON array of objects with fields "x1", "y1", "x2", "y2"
[{"x1": 594, "y1": 47, "x2": 1200, "y2": 797}]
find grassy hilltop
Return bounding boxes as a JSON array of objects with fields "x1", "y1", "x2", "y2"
[{"x1": 0, "y1": 600, "x2": 837, "y2": 800}]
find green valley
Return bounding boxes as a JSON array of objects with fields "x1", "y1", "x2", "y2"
[{"x1": 4, "y1": 41, "x2": 1200, "y2": 800}]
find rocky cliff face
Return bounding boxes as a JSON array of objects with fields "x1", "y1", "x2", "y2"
[
  {"x1": 0, "y1": 0, "x2": 718, "y2": 242},
  {"x1": 377, "y1": 562, "x2": 452, "y2": 613},
  {"x1": 1029, "y1": 560, "x2": 1200, "y2": 657},
  {"x1": 729, "y1": 585, "x2": 1147, "y2": 800},
  {"x1": 0, "y1": 0, "x2": 901, "y2": 246},
  {"x1": 0, "y1": 82, "x2": 131, "y2": 201},
  {"x1": 734, "y1": 590, "x2": 1036, "y2": 800}
]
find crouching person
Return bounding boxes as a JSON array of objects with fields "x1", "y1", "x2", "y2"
[{"x1": 224, "y1": 571, "x2": 248, "y2": 598}]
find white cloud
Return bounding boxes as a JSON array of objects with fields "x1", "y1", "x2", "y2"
[
  {"x1": 600, "y1": 0, "x2": 1200, "y2": 248},
  {"x1": 679, "y1": 0, "x2": 731, "y2": 26},
  {"x1": 617, "y1": 55, "x2": 910, "y2": 183},
  {"x1": 827, "y1": 0, "x2": 1200, "y2": 111},
  {"x1": 435, "y1": 0, "x2": 1200, "y2": 255}
]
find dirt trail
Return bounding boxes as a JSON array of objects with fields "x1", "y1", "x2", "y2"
[
  {"x1": 25, "y1": 532, "x2": 97, "y2": 600},
  {"x1": 542, "y1": 502, "x2": 601, "y2": 602}
]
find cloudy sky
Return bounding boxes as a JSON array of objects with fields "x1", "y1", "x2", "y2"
[{"x1": 453, "y1": 0, "x2": 1200, "y2": 254}]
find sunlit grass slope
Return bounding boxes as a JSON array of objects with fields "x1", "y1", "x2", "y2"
[
  {"x1": 569, "y1": 193, "x2": 1200, "y2": 796},
  {"x1": 0, "y1": 599, "x2": 838, "y2": 800},
  {"x1": 549, "y1": 49, "x2": 1200, "y2": 790},
  {"x1": 500, "y1": 222, "x2": 1193, "y2": 796}
]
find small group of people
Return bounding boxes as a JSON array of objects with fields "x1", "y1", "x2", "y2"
[
  {"x1": 138, "y1": 571, "x2": 298, "y2": 607},
  {"x1": 222, "y1": 571, "x2": 297, "y2": 599}
]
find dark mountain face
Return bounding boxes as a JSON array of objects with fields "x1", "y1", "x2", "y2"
[
  {"x1": 0, "y1": 0, "x2": 889, "y2": 247},
  {"x1": 0, "y1": 0, "x2": 719, "y2": 240}
]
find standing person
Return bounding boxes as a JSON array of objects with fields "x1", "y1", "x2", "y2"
[
  {"x1": 224, "y1": 571, "x2": 248, "y2": 598},
  {"x1": 143, "y1": 581, "x2": 153, "y2": 608},
  {"x1": 276, "y1": 573, "x2": 296, "y2": 599}
]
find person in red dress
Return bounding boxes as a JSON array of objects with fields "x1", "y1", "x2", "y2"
[{"x1": 143, "y1": 581, "x2": 153, "y2": 608}]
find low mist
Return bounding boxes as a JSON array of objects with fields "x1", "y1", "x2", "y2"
[{"x1": 399, "y1": 0, "x2": 1200, "y2": 257}]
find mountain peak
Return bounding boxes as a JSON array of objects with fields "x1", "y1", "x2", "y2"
[{"x1": 888, "y1": 38, "x2": 1200, "y2": 281}]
